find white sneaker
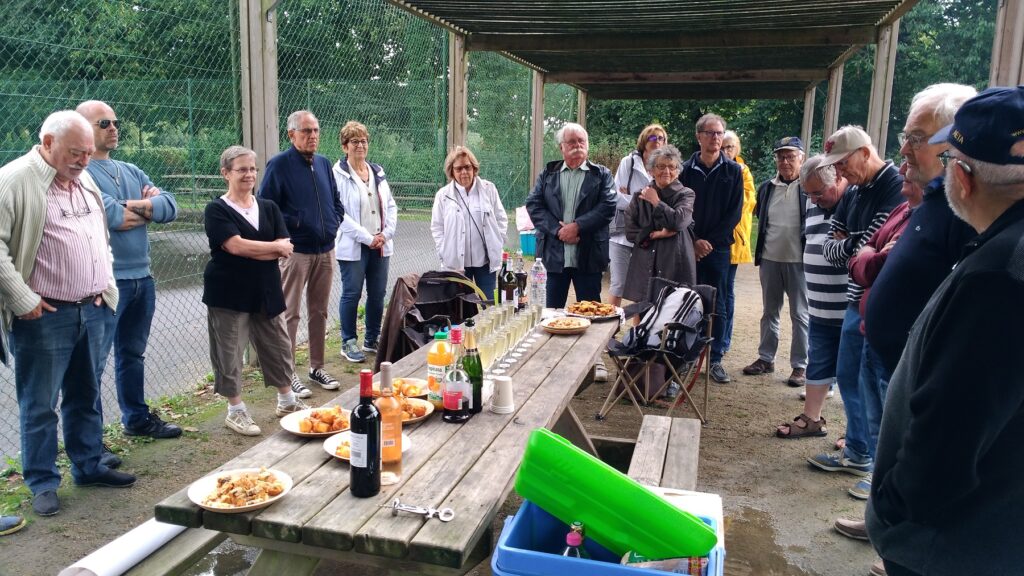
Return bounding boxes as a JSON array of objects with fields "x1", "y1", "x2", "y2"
[
  {"x1": 276, "y1": 398, "x2": 311, "y2": 417},
  {"x1": 799, "y1": 387, "x2": 835, "y2": 401},
  {"x1": 308, "y1": 367, "x2": 340, "y2": 390},
  {"x1": 225, "y1": 410, "x2": 261, "y2": 436}
]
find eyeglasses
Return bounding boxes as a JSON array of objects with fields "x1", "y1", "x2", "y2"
[
  {"x1": 646, "y1": 134, "x2": 667, "y2": 143},
  {"x1": 347, "y1": 139, "x2": 368, "y2": 146},
  {"x1": 939, "y1": 151, "x2": 972, "y2": 174},
  {"x1": 95, "y1": 119, "x2": 120, "y2": 130},
  {"x1": 452, "y1": 164, "x2": 475, "y2": 172},
  {"x1": 834, "y1": 152, "x2": 856, "y2": 169},
  {"x1": 775, "y1": 153, "x2": 800, "y2": 163},
  {"x1": 898, "y1": 132, "x2": 930, "y2": 150},
  {"x1": 295, "y1": 127, "x2": 320, "y2": 135},
  {"x1": 699, "y1": 130, "x2": 725, "y2": 138},
  {"x1": 58, "y1": 187, "x2": 94, "y2": 219},
  {"x1": 231, "y1": 167, "x2": 258, "y2": 174},
  {"x1": 652, "y1": 163, "x2": 679, "y2": 172},
  {"x1": 722, "y1": 144, "x2": 737, "y2": 151}
]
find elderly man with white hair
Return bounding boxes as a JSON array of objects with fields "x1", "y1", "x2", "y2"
[{"x1": 0, "y1": 110, "x2": 137, "y2": 518}]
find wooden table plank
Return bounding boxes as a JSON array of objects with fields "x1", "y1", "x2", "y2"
[
  {"x1": 627, "y1": 415, "x2": 672, "y2": 487},
  {"x1": 662, "y1": 417, "x2": 701, "y2": 491},
  {"x1": 408, "y1": 322, "x2": 619, "y2": 568}
]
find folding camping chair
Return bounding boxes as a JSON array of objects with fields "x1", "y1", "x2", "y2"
[{"x1": 596, "y1": 278, "x2": 716, "y2": 424}]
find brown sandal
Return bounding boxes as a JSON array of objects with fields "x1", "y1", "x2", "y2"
[{"x1": 775, "y1": 414, "x2": 827, "y2": 439}]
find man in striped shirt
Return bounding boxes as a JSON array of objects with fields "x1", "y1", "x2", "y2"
[
  {"x1": 775, "y1": 155, "x2": 848, "y2": 439},
  {"x1": 0, "y1": 111, "x2": 137, "y2": 517},
  {"x1": 806, "y1": 126, "x2": 902, "y2": 479}
]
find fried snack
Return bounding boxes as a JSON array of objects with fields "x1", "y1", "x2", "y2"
[
  {"x1": 399, "y1": 398, "x2": 429, "y2": 421},
  {"x1": 299, "y1": 406, "x2": 349, "y2": 434},
  {"x1": 547, "y1": 317, "x2": 586, "y2": 330},
  {"x1": 335, "y1": 440, "x2": 351, "y2": 459},
  {"x1": 567, "y1": 300, "x2": 615, "y2": 317},
  {"x1": 401, "y1": 382, "x2": 423, "y2": 397},
  {"x1": 203, "y1": 468, "x2": 284, "y2": 509}
]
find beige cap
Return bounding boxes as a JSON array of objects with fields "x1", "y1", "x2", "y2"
[{"x1": 821, "y1": 126, "x2": 872, "y2": 166}]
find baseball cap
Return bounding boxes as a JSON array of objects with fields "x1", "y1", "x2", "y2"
[
  {"x1": 929, "y1": 85, "x2": 1024, "y2": 165},
  {"x1": 821, "y1": 126, "x2": 872, "y2": 166},
  {"x1": 773, "y1": 136, "x2": 804, "y2": 153}
]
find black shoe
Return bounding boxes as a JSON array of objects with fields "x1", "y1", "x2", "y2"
[
  {"x1": 710, "y1": 362, "x2": 731, "y2": 384},
  {"x1": 124, "y1": 411, "x2": 182, "y2": 439},
  {"x1": 100, "y1": 444, "x2": 122, "y2": 469},
  {"x1": 75, "y1": 469, "x2": 137, "y2": 488},
  {"x1": 362, "y1": 340, "x2": 378, "y2": 354},
  {"x1": 32, "y1": 490, "x2": 59, "y2": 516}
]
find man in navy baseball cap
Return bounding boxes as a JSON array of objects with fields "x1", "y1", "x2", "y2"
[{"x1": 929, "y1": 84, "x2": 1024, "y2": 165}]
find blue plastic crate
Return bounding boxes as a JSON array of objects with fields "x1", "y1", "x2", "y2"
[
  {"x1": 520, "y1": 230, "x2": 536, "y2": 257},
  {"x1": 492, "y1": 500, "x2": 724, "y2": 576}
]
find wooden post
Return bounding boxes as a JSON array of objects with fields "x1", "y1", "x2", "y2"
[
  {"x1": 990, "y1": 0, "x2": 1024, "y2": 86},
  {"x1": 823, "y1": 64, "x2": 844, "y2": 138},
  {"x1": 867, "y1": 20, "x2": 900, "y2": 157},
  {"x1": 801, "y1": 85, "x2": 816, "y2": 150},
  {"x1": 577, "y1": 90, "x2": 587, "y2": 129},
  {"x1": 238, "y1": 0, "x2": 280, "y2": 172},
  {"x1": 530, "y1": 71, "x2": 546, "y2": 185},
  {"x1": 447, "y1": 32, "x2": 468, "y2": 150}
]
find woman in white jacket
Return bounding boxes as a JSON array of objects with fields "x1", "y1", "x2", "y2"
[
  {"x1": 430, "y1": 146, "x2": 508, "y2": 300},
  {"x1": 332, "y1": 121, "x2": 398, "y2": 363}
]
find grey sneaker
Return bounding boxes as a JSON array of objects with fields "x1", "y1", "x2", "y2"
[
  {"x1": 362, "y1": 339, "x2": 378, "y2": 354},
  {"x1": 807, "y1": 452, "x2": 873, "y2": 477},
  {"x1": 341, "y1": 338, "x2": 366, "y2": 362},
  {"x1": 290, "y1": 373, "x2": 313, "y2": 398},
  {"x1": 849, "y1": 474, "x2": 872, "y2": 500},
  {"x1": 276, "y1": 397, "x2": 311, "y2": 417},
  {"x1": 309, "y1": 367, "x2": 340, "y2": 390},
  {"x1": 709, "y1": 362, "x2": 731, "y2": 383},
  {"x1": 225, "y1": 409, "x2": 261, "y2": 436}
]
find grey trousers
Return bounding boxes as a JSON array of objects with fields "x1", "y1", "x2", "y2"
[
  {"x1": 207, "y1": 306, "x2": 295, "y2": 398},
  {"x1": 757, "y1": 259, "x2": 809, "y2": 369}
]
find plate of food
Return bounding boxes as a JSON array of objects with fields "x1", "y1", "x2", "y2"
[
  {"x1": 372, "y1": 377, "x2": 429, "y2": 399},
  {"x1": 399, "y1": 397, "x2": 434, "y2": 424},
  {"x1": 566, "y1": 300, "x2": 622, "y2": 321},
  {"x1": 323, "y1": 431, "x2": 412, "y2": 462},
  {"x1": 187, "y1": 467, "x2": 292, "y2": 514},
  {"x1": 541, "y1": 316, "x2": 591, "y2": 335},
  {"x1": 280, "y1": 405, "x2": 350, "y2": 437}
]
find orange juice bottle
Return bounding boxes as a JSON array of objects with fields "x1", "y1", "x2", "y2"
[{"x1": 426, "y1": 331, "x2": 451, "y2": 409}]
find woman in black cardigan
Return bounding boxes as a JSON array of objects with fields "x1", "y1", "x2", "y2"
[{"x1": 203, "y1": 146, "x2": 308, "y2": 436}]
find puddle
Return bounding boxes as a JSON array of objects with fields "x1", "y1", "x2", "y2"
[
  {"x1": 723, "y1": 507, "x2": 813, "y2": 576},
  {"x1": 180, "y1": 539, "x2": 259, "y2": 576}
]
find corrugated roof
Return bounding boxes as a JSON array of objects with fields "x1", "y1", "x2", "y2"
[{"x1": 387, "y1": 0, "x2": 919, "y2": 99}]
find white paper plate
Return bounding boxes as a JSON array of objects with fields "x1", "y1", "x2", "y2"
[
  {"x1": 540, "y1": 316, "x2": 591, "y2": 335},
  {"x1": 187, "y1": 468, "x2": 293, "y2": 514},
  {"x1": 323, "y1": 431, "x2": 412, "y2": 462}
]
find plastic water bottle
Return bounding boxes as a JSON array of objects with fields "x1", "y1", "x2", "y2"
[{"x1": 530, "y1": 258, "x2": 547, "y2": 308}]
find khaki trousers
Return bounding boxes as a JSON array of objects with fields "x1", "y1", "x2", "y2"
[
  {"x1": 207, "y1": 306, "x2": 294, "y2": 398},
  {"x1": 280, "y1": 250, "x2": 335, "y2": 369}
]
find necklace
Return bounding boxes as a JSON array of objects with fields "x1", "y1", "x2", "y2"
[
  {"x1": 223, "y1": 194, "x2": 255, "y2": 214},
  {"x1": 94, "y1": 160, "x2": 122, "y2": 187}
]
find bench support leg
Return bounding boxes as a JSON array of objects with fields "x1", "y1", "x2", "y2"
[
  {"x1": 552, "y1": 405, "x2": 599, "y2": 457},
  {"x1": 246, "y1": 547, "x2": 320, "y2": 576}
]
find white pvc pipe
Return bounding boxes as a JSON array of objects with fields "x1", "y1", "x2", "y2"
[{"x1": 58, "y1": 518, "x2": 186, "y2": 576}]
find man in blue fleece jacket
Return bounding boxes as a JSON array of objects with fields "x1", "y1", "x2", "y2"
[
  {"x1": 79, "y1": 100, "x2": 181, "y2": 451},
  {"x1": 260, "y1": 110, "x2": 345, "y2": 398}
]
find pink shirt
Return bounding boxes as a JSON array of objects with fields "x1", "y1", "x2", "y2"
[{"x1": 28, "y1": 178, "x2": 111, "y2": 301}]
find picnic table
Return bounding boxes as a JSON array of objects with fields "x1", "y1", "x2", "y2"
[{"x1": 154, "y1": 319, "x2": 619, "y2": 575}]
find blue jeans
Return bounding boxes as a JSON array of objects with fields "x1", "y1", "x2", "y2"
[
  {"x1": 545, "y1": 268, "x2": 602, "y2": 308},
  {"x1": 463, "y1": 265, "x2": 496, "y2": 304},
  {"x1": 721, "y1": 264, "x2": 738, "y2": 354},
  {"x1": 98, "y1": 276, "x2": 156, "y2": 430},
  {"x1": 696, "y1": 247, "x2": 731, "y2": 363},
  {"x1": 836, "y1": 304, "x2": 872, "y2": 463},
  {"x1": 860, "y1": 341, "x2": 892, "y2": 458},
  {"x1": 10, "y1": 302, "x2": 110, "y2": 494},
  {"x1": 339, "y1": 246, "x2": 390, "y2": 344},
  {"x1": 806, "y1": 319, "x2": 842, "y2": 387}
]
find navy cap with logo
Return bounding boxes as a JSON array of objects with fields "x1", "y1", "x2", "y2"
[
  {"x1": 773, "y1": 136, "x2": 804, "y2": 153},
  {"x1": 929, "y1": 85, "x2": 1024, "y2": 165}
]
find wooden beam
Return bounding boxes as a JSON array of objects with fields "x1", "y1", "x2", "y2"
[
  {"x1": 530, "y1": 71, "x2": 545, "y2": 185},
  {"x1": 586, "y1": 86, "x2": 805, "y2": 101},
  {"x1": 577, "y1": 90, "x2": 587, "y2": 129},
  {"x1": 384, "y1": 0, "x2": 468, "y2": 36},
  {"x1": 546, "y1": 69, "x2": 827, "y2": 85},
  {"x1": 824, "y1": 64, "x2": 844, "y2": 138},
  {"x1": 878, "y1": 0, "x2": 921, "y2": 27},
  {"x1": 990, "y1": 0, "x2": 1024, "y2": 86},
  {"x1": 867, "y1": 20, "x2": 899, "y2": 156},
  {"x1": 239, "y1": 0, "x2": 279, "y2": 170},
  {"x1": 802, "y1": 86, "x2": 816, "y2": 151},
  {"x1": 829, "y1": 44, "x2": 865, "y2": 70},
  {"x1": 466, "y1": 26, "x2": 876, "y2": 52},
  {"x1": 447, "y1": 32, "x2": 468, "y2": 150}
]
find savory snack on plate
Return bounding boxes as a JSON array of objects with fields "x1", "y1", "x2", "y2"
[
  {"x1": 203, "y1": 468, "x2": 284, "y2": 509},
  {"x1": 400, "y1": 398, "x2": 430, "y2": 421},
  {"x1": 298, "y1": 405, "x2": 349, "y2": 434},
  {"x1": 547, "y1": 317, "x2": 587, "y2": 330},
  {"x1": 335, "y1": 439, "x2": 351, "y2": 459},
  {"x1": 567, "y1": 300, "x2": 616, "y2": 317}
]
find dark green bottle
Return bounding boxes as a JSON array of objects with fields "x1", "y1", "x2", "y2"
[{"x1": 462, "y1": 319, "x2": 484, "y2": 414}]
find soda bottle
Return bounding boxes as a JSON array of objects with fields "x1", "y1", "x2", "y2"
[
  {"x1": 374, "y1": 361, "x2": 402, "y2": 485},
  {"x1": 442, "y1": 326, "x2": 472, "y2": 423},
  {"x1": 426, "y1": 331, "x2": 451, "y2": 410}
]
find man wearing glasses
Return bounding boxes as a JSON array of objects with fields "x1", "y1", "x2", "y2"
[
  {"x1": 743, "y1": 137, "x2": 809, "y2": 388},
  {"x1": 0, "y1": 111, "x2": 136, "y2": 517},
  {"x1": 260, "y1": 110, "x2": 345, "y2": 397},
  {"x1": 678, "y1": 113, "x2": 744, "y2": 383},
  {"x1": 77, "y1": 100, "x2": 182, "y2": 453}
]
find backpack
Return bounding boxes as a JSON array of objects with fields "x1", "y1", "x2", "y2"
[{"x1": 622, "y1": 284, "x2": 704, "y2": 357}]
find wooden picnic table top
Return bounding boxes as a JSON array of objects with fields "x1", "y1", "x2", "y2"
[{"x1": 155, "y1": 318, "x2": 619, "y2": 574}]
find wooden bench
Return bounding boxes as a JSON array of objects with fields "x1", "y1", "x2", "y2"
[
  {"x1": 626, "y1": 415, "x2": 701, "y2": 490},
  {"x1": 122, "y1": 527, "x2": 226, "y2": 576}
]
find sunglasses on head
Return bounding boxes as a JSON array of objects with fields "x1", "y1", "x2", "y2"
[{"x1": 95, "y1": 119, "x2": 120, "y2": 129}]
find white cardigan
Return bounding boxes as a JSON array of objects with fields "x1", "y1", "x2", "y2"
[
  {"x1": 332, "y1": 160, "x2": 398, "y2": 261},
  {"x1": 430, "y1": 178, "x2": 508, "y2": 273}
]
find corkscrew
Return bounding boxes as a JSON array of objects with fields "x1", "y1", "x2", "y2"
[{"x1": 379, "y1": 498, "x2": 456, "y2": 522}]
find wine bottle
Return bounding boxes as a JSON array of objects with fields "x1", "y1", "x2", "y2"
[
  {"x1": 499, "y1": 251, "x2": 519, "y2": 307},
  {"x1": 350, "y1": 369, "x2": 381, "y2": 497},
  {"x1": 515, "y1": 253, "x2": 528, "y2": 311},
  {"x1": 374, "y1": 362, "x2": 402, "y2": 485},
  {"x1": 442, "y1": 326, "x2": 472, "y2": 423},
  {"x1": 462, "y1": 319, "x2": 484, "y2": 414}
]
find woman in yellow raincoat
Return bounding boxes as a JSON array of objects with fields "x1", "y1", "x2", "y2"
[{"x1": 721, "y1": 130, "x2": 755, "y2": 355}]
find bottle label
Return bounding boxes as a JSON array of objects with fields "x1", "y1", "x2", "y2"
[
  {"x1": 427, "y1": 363, "x2": 446, "y2": 407},
  {"x1": 382, "y1": 422, "x2": 398, "y2": 448},
  {"x1": 350, "y1": 432, "x2": 368, "y2": 468},
  {"x1": 443, "y1": 389, "x2": 464, "y2": 411}
]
